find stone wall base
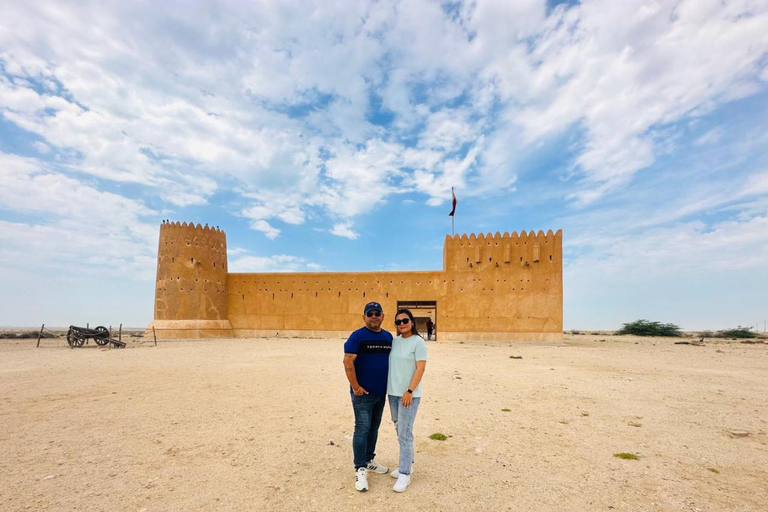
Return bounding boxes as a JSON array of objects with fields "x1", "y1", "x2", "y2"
[
  {"x1": 145, "y1": 324, "x2": 563, "y2": 342},
  {"x1": 232, "y1": 329, "x2": 563, "y2": 342},
  {"x1": 146, "y1": 319, "x2": 233, "y2": 339}
]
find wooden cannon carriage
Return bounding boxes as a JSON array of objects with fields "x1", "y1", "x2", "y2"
[{"x1": 66, "y1": 325, "x2": 126, "y2": 348}]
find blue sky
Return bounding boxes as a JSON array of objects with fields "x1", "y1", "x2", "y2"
[{"x1": 1, "y1": 0, "x2": 767, "y2": 331}]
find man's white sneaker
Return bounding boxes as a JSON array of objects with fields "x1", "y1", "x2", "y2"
[
  {"x1": 389, "y1": 465, "x2": 414, "y2": 479},
  {"x1": 355, "y1": 467, "x2": 369, "y2": 492},
  {"x1": 393, "y1": 473, "x2": 411, "y2": 493},
  {"x1": 366, "y1": 459, "x2": 389, "y2": 474}
]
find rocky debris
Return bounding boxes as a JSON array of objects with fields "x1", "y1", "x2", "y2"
[{"x1": 729, "y1": 429, "x2": 750, "y2": 438}]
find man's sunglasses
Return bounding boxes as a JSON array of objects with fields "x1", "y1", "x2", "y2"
[
  {"x1": 394, "y1": 318, "x2": 411, "y2": 326},
  {"x1": 366, "y1": 310, "x2": 382, "y2": 318}
]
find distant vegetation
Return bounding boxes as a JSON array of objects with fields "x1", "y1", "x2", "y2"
[
  {"x1": 718, "y1": 327, "x2": 760, "y2": 339},
  {"x1": 616, "y1": 319, "x2": 682, "y2": 337}
]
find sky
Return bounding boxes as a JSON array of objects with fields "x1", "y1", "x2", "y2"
[{"x1": 1, "y1": 0, "x2": 767, "y2": 331}]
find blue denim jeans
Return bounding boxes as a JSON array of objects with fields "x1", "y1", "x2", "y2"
[
  {"x1": 351, "y1": 394, "x2": 386, "y2": 469},
  {"x1": 388, "y1": 395, "x2": 421, "y2": 475}
]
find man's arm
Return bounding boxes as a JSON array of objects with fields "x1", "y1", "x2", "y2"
[{"x1": 343, "y1": 353, "x2": 368, "y2": 395}]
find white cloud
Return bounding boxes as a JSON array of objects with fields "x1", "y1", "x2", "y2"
[
  {"x1": 745, "y1": 171, "x2": 768, "y2": 196},
  {"x1": 0, "y1": 152, "x2": 157, "y2": 279},
  {"x1": 249, "y1": 220, "x2": 281, "y2": 240},
  {"x1": 1, "y1": 0, "x2": 763, "y2": 226},
  {"x1": 569, "y1": 213, "x2": 768, "y2": 277},
  {"x1": 330, "y1": 223, "x2": 360, "y2": 240},
  {"x1": 511, "y1": 0, "x2": 768, "y2": 200},
  {"x1": 229, "y1": 254, "x2": 323, "y2": 273},
  {"x1": 694, "y1": 127, "x2": 725, "y2": 147}
]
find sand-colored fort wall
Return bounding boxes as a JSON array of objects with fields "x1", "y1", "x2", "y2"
[
  {"x1": 227, "y1": 230, "x2": 562, "y2": 341},
  {"x1": 148, "y1": 223, "x2": 563, "y2": 341}
]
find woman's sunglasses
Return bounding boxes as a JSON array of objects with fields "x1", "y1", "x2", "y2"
[{"x1": 394, "y1": 318, "x2": 411, "y2": 326}]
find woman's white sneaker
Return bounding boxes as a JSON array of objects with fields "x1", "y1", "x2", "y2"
[
  {"x1": 355, "y1": 467, "x2": 369, "y2": 492},
  {"x1": 389, "y1": 465, "x2": 414, "y2": 479},
  {"x1": 393, "y1": 473, "x2": 411, "y2": 492}
]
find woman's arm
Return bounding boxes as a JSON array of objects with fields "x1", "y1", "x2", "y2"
[{"x1": 401, "y1": 360, "x2": 426, "y2": 407}]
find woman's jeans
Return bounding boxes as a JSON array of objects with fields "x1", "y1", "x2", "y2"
[
  {"x1": 388, "y1": 395, "x2": 421, "y2": 475},
  {"x1": 351, "y1": 394, "x2": 386, "y2": 469}
]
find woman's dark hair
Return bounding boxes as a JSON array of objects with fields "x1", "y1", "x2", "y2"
[{"x1": 395, "y1": 308, "x2": 420, "y2": 337}]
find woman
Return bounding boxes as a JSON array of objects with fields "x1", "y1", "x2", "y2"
[{"x1": 387, "y1": 308, "x2": 428, "y2": 493}]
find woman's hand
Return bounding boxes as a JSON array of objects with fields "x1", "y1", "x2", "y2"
[{"x1": 401, "y1": 393, "x2": 412, "y2": 407}]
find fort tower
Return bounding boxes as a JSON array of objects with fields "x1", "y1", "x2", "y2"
[{"x1": 148, "y1": 222, "x2": 233, "y2": 338}]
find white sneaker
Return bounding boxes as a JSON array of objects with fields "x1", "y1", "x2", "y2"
[
  {"x1": 389, "y1": 465, "x2": 414, "y2": 479},
  {"x1": 393, "y1": 473, "x2": 411, "y2": 493},
  {"x1": 355, "y1": 467, "x2": 369, "y2": 492},
  {"x1": 366, "y1": 459, "x2": 389, "y2": 474}
]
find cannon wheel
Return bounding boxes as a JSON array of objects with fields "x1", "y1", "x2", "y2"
[
  {"x1": 66, "y1": 328, "x2": 75, "y2": 348},
  {"x1": 71, "y1": 333, "x2": 85, "y2": 347},
  {"x1": 94, "y1": 326, "x2": 109, "y2": 346}
]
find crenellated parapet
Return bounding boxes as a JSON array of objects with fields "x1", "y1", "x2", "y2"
[
  {"x1": 159, "y1": 221, "x2": 225, "y2": 234},
  {"x1": 442, "y1": 229, "x2": 562, "y2": 272}
]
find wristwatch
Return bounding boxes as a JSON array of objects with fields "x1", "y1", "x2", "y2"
[{"x1": 406, "y1": 389, "x2": 413, "y2": 394}]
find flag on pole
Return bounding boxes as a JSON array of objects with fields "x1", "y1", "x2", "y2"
[{"x1": 448, "y1": 187, "x2": 457, "y2": 216}]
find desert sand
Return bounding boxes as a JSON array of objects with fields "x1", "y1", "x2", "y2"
[{"x1": 1, "y1": 334, "x2": 767, "y2": 512}]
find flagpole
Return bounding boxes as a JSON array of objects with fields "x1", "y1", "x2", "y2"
[{"x1": 451, "y1": 186, "x2": 455, "y2": 236}]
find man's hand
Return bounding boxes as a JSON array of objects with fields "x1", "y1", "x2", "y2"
[{"x1": 353, "y1": 385, "x2": 369, "y2": 396}]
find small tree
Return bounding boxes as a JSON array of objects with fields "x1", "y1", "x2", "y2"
[
  {"x1": 616, "y1": 319, "x2": 682, "y2": 337},
  {"x1": 718, "y1": 326, "x2": 759, "y2": 339}
]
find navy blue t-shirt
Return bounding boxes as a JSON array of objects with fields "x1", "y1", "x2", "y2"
[{"x1": 343, "y1": 327, "x2": 393, "y2": 397}]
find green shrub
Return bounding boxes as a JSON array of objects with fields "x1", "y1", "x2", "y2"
[
  {"x1": 429, "y1": 433, "x2": 447, "y2": 441},
  {"x1": 718, "y1": 327, "x2": 759, "y2": 339},
  {"x1": 616, "y1": 319, "x2": 682, "y2": 337}
]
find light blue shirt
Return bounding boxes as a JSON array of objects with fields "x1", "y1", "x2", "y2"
[{"x1": 387, "y1": 334, "x2": 428, "y2": 397}]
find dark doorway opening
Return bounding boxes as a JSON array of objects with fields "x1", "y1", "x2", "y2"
[{"x1": 396, "y1": 300, "x2": 437, "y2": 341}]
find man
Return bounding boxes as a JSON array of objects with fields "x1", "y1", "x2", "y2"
[
  {"x1": 426, "y1": 318, "x2": 434, "y2": 340},
  {"x1": 343, "y1": 301, "x2": 393, "y2": 492}
]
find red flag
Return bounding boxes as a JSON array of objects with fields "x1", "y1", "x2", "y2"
[{"x1": 448, "y1": 187, "x2": 457, "y2": 216}]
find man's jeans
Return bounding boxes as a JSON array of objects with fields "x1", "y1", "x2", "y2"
[
  {"x1": 388, "y1": 395, "x2": 421, "y2": 475},
  {"x1": 351, "y1": 394, "x2": 386, "y2": 469}
]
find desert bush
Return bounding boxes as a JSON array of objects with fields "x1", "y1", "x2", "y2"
[
  {"x1": 718, "y1": 327, "x2": 759, "y2": 339},
  {"x1": 616, "y1": 319, "x2": 682, "y2": 337}
]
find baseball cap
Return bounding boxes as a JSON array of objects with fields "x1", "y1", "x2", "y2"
[{"x1": 363, "y1": 301, "x2": 383, "y2": 315}]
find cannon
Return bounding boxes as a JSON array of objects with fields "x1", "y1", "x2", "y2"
[{"x1": 66, "y1": 325, "x2": 126, "y2": 348}]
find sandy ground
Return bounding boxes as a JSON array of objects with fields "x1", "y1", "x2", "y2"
[{"x1": 1, "y1": 334, "x2": 767, "y2": 512}]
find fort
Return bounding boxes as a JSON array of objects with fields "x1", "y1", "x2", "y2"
[{"x1": 147, "y1": 222, "x2": 563, "y2": 341}]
